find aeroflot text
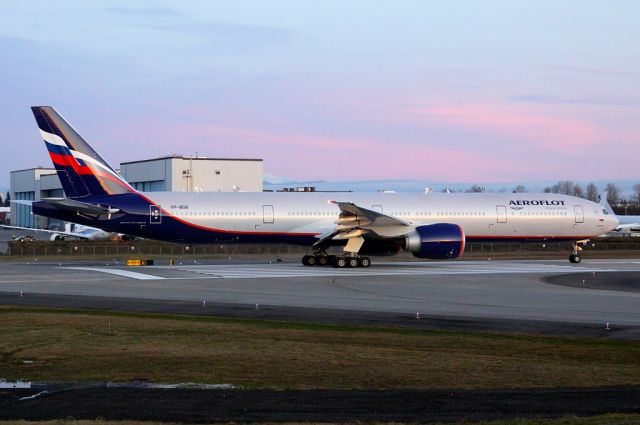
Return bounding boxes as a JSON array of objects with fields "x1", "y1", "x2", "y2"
[{"x1": 509, "y1": 200, "x2": 566, "y2": 206}]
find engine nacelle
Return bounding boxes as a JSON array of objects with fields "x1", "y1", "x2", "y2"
[
  {"x1": 49, "y1": 233, "x2": 65, "y2": 241},
  {"x1": 405, "y1": 223, "x2": 465, "y2": 259}
]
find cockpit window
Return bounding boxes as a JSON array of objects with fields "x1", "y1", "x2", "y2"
[{"x1": 602, "y1": 209, "x2": 609, "y2": 215}]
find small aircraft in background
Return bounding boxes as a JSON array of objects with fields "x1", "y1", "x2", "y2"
[
  {"x1": 600, "y1": 196, "x2": 640, "y2": 233},
  {"x1": 1, "y1": 223, "x2": 131, "y2": 241}
]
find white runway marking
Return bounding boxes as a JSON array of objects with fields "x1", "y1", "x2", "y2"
[
  {"x1": 61, "y1": 267, "x2": 165, "y2": 280},
  {"x1": 174, "y1": 262, "x2": 607, "y2": 279}
]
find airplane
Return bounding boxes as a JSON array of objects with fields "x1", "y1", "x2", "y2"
[
  {"x1": 0, "y1": 222, "x2": 129, "y2": 241},
  {"x1": 28, "y1": 106, "x2": 618, "y2": 267},
  {"x1": 599, "y1": 196, "x2": 640, "y2": 233}
]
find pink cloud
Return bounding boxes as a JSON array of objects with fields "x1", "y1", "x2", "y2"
[
  {"x1": 406, "y1": 103, "x2": 604, "y2": 152},
  {"x1": 109, "y1": 118, "x2": 512, "y2": 181},
  {"x1": 99, "y1": 100, "x2": 637, "y2": 183}
]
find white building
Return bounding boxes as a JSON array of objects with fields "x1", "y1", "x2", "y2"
[
  {"x1": 120, "y1": 156, "x2": 263, "y2": 193},
  {"x1": 10, "y1": 168, "x2": 62, "y2": 228}
]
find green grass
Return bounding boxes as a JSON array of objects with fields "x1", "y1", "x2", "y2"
[{"x1": 1, "y1": 307, "x2": 640, "y2": 390}]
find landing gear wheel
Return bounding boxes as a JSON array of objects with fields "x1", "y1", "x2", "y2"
[
  {"x1": 333, "y1": 256, "x2": 347, "y2": 268},
  {"x1": 569, "y1": 240, "x2": 588, "y2": 264},
  {"x1": 347, "y1": 257, "x2": 359, "y2": 268},
  {"x1": 315, "y1": 255, "x2": 329, "y2": 266},
  {"x1": 302, "y1": 255, "x2": 316, "y2": 266},
  {"x1": 359, "y1": 257, "x2": 371, "y2": 268}
]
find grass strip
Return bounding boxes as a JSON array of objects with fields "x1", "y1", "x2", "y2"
[{"x1": 0, "y1": 306, "x2": 639, "y2": 390}]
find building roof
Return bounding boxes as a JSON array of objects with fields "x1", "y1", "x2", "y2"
[
  {"x1": 9, "y1": 167, "x2": 56, "y2": 174},
  {"x1": 121, "y1": 155, "x2": 262, "y2": 165}
]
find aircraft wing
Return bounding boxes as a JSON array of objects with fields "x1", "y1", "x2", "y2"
[
  {"x1": 333, "y1": 201, "x2": 410, "y2": 227},
  {"x1": 614, "y1": 223, "x2": 640, "y2": 232},
  {"x1": 313, "y1": 201, "x2": 411, "y2": 249}
]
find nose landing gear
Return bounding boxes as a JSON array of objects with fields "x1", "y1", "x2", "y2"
[{"x1": 569, "y1": 240, "x2": 589, "y2": 263}]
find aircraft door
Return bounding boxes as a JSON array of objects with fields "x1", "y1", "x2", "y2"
[
  {"x1": 496, "y1": 205, "x2": 507, "y2": 223},
  {"x1": 574, "y1": 205, "x2": 584, "y2": 223},
  {"x1": 262, "y1": 205, "x2": 274, "y2": 224},
  {"x1": 149, "y1": 205, "x2": 162, "y2": 224},
  {"x1": 371, "y1": 205, "x2": 383, "y2": 213}
]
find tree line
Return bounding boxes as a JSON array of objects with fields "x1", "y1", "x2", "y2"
[
  {"x1": 541, "y1": 181, "x2": 640, "y2": 206},
  {"x1": 455, "y1": 182, "x2": 640, "y2": 206}
]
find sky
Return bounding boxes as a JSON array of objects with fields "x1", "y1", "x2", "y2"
[{"x1": 1, "y1": 1, "x2": 639, "y2": 191}]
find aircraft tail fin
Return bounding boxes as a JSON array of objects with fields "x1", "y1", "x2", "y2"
[
  {"x1": 31, "y1": 106, "x2": 135, "y2": 199},
  {"x1": 599, "y1": 191, "x2": 615, "y2": 216}
]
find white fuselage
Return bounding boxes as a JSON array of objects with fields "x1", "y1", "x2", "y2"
[{"x1": 142, "y1": 191, "x2": 618, "y2": 241}]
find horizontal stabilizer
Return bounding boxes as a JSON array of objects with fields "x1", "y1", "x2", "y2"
[
  {"x1": 10, "y1": 200, "x2": 35, "y2": 206},
  {"x1": 41, "y1": 197, "x2": 120, "y2": 215}
]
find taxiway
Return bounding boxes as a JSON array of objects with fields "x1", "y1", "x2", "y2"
[{"x1": 1, "y1": 258, "x2": 639, "y2": 338}]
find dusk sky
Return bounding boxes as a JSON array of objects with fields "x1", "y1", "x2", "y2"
[{"x1": 2, "y1": 1, "x2": 639, "y2": 190}]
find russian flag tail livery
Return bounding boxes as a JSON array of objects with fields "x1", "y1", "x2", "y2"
[{"x1": 31, "y1": 106, "x2": 135, "y2": 199}]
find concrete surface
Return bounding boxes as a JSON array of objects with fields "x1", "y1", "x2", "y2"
[{"x1": 1, "y1": 258, "x2": 639, "y2": 337}]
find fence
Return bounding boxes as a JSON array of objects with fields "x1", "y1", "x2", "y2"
[
  {"x1": 7, "y1": 240, "x2": 308, "y2": 258},
  {"x1": 6, "y1": 238, "x2": 640, "y2": 258}
]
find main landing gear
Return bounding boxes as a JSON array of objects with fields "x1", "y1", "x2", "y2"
[{"x1": 302, "y1": 253, "x2": 371, "y2": 268}]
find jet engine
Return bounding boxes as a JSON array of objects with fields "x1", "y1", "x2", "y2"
[
  {"x1": 404, "y1": 223, "x2": 465, "y2": 259},
  {"x1": 49, "y1": 233, "x2": 65, "y2": 241}
]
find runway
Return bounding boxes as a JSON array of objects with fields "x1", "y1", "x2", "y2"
[
  {"x1": 2, "y1": 258, "x2": 640, "y2": 337},
  {"x1": 66, "y1": 260, "x2": 617, "y2": 279}
]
